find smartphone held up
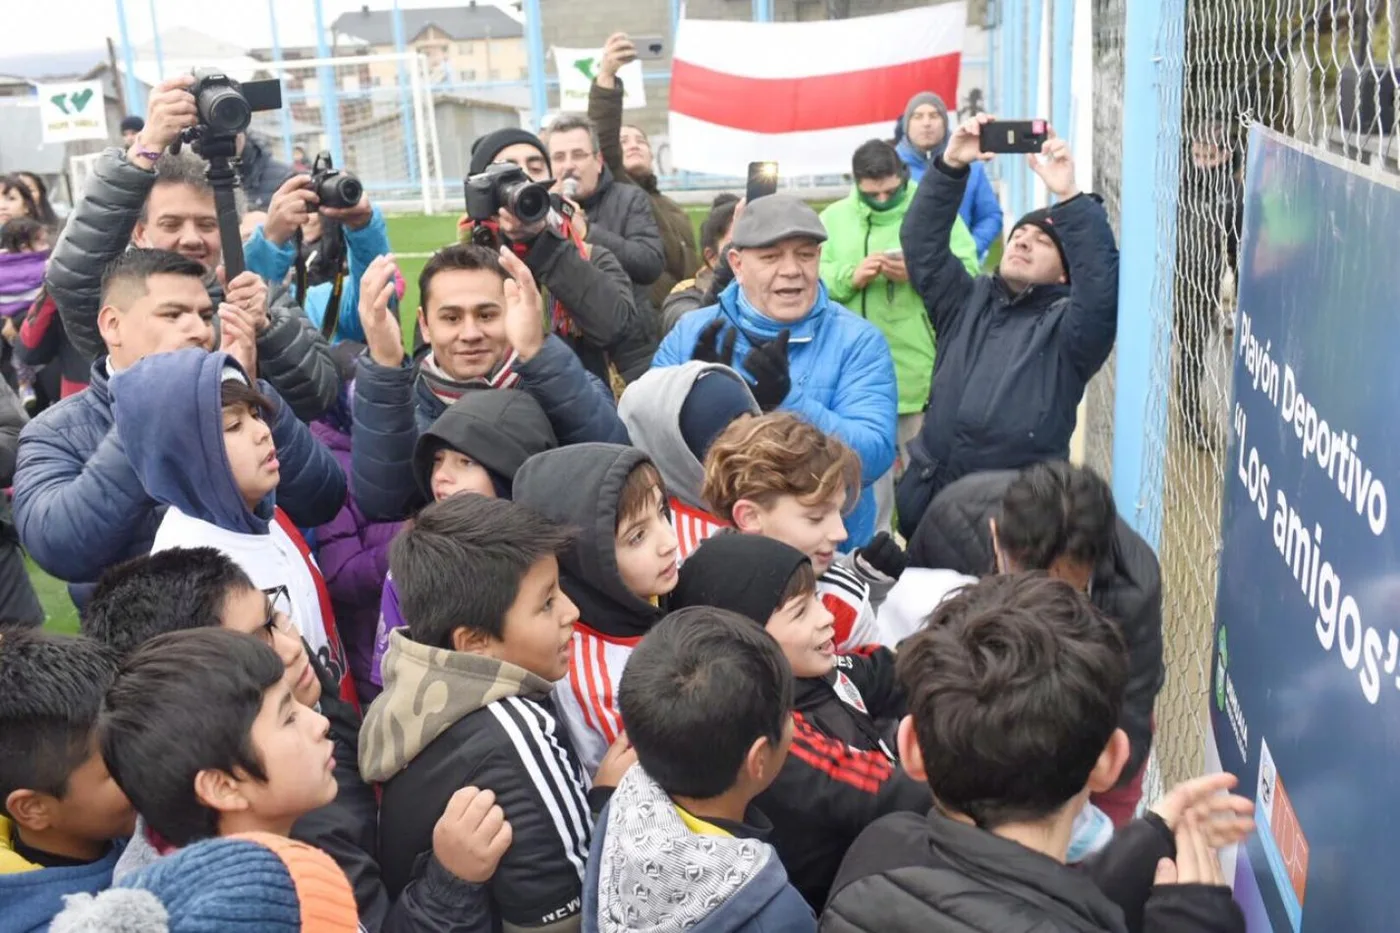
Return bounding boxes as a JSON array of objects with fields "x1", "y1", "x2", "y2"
[
  {"x1": 979, "y1": 119, "x2": 1049, "y2": 154},
  {"x1": 746, "y1": 161, "x2": 779, "y2": 202}
]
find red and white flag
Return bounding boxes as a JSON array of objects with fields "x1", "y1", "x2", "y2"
[{"x1": 669, "y1": 4, "x2": 965, "y2": 176}]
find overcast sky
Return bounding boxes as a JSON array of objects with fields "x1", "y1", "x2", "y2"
[{"x1": 11, "y1": 0, "x2": 519, "y2": 54}]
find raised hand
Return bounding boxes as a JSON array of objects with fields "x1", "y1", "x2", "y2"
[
  {"x1": 1028, "y1": 134, "x2": 1080, "y2": 200},
  {"x1": 218, "y1": 268, "x2": 270, "y2": 334},
  {"x1": 131, "y1": 75, "x2": 198, "y2": 167},
  {"x1": 498, "y1": 246, "x2": 545, "y2": 362},
  {"x1": 357, "y1": 254, "x2": 404, "y2": 368},
  {"x1": 597, "y1": 32, "x2": 637, "y2": 87},
  {"x1": 855, "y1": 532, "x2": 908, "y2": 582},
  {"x1": 432, "y1": 786, "x2": 514, "y2": 884},
  {"x1": 943, "y1": 113, "x2": 997, "y2": 170},
  {"x1": 693, "y1": 318, "x2": 737, "y2": 366},
  {"x1": 743, "y1": 329, "x2": 792, "y2": 413},
  {"x1": 263, "y1": 175, "x2": 318, "y2": 246},
  {"x1": 219, "y1": 302, "x2": 259, "y2": 379},
  {"x1": 1150, "y1": 772, "x2": 1255, "y2": 848},
  {"x1": 1154, "y1": 810, "x2": 1228, "y2": 887}
]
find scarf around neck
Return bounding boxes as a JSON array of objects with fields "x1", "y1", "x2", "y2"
[{"x1": 419, "y1": 348, "x2": 521, "y2": 406}]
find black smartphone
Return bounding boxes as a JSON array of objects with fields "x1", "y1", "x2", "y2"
[
  {"x1": 979, "y1": 119, "x2": 1049, "y2": 154},
  {"x1": 746, "y1": 161, "x2": 779, "y2": 201},
  {"x1": 633, "y1": 35, "x2": 666, "y2": 60}
]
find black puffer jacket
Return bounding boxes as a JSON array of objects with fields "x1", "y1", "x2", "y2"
[
  {"x1": 905, "y1": 470, "x2": 1164, "y2": 785},
  {"x1": 823, "y1": 810, "x2": 1243, "y2": 933},
  {"x1": 578, "y1": 165, "x2": 665, "y2": 317},
  {"x1": 237, "y1": 135, "x2": 296, "y2": 211},
  {"x1": 45, "y1": 147, "x2": 339, "y2": 421}
]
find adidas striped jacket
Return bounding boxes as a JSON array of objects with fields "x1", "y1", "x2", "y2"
[
  {"x1": 756, "y1": 647, "x2": 932, "y2": 910},
  {"x1": 818, "y1": 561, "x2": 882, "y2": 651}
]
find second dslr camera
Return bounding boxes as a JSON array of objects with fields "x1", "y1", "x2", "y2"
[
  {"x1": 310, "y1": 152, "x2": 363, "y2": 210},
  {"x1": 464, "y1": 162, "x2": 551, "y2": 225}
]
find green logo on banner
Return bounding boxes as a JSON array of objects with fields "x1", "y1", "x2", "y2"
[
  {"x1": 1214, "y1": 626, "x2": 1229, "y2": 711},
  {"x1": 572, "y1": 57, "x2": 598, "y2": 80},
  {"x1": 50, "y1": 89, "x2": 95, "y2": 115}
]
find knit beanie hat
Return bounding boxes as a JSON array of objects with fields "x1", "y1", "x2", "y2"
[
  {"x1": 1009, "y1": 207, "x2": 1071, "y2": 282},
  {"x1": 902, "y1": 92, "x2": 949, "y2": 148},
  {"x1": 120, "y1": 115, "x2": 145, "y2": 134},
  {"x1": 678, "y1": 369, "x2": 759, "y2": 463},
  {"x1": 469, "y1": 127, "x2": 550, "y2": 176},
  {"x1": 51, "y1": 832, "x2": 359, "y2": 932},
  {"x1": 671, "y1": 533, "x2": 811, "y2": 625}
]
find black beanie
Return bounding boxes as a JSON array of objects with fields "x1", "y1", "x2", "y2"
[
  {"x1": 678, "y1": 369, "x2": 758, "y2": 463},
  {"x1": 120, "y1": 115, "x2": 145, "y2": 134},
  {"x1": 469, "y1": 128, "x2": 550, "y2": 176},
  {"x1": 1009, "y1": 208, "x2": 1070, "y2": 282},
  {"x1": 671, "y1": 534, "x2": 811, "y2": 626}
]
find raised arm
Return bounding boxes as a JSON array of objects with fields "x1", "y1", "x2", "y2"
[{"x1": 588, "y1": 34, "x2": 633, "y2": 181}]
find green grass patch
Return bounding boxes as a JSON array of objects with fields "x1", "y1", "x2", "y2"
[{"x1": 32, "y1": 557, "x2": 79, "y2": 635}]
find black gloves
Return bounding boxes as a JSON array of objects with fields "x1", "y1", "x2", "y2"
[
  {"x1": 854, "y1": 532, "x2": 907, "y2": 583},
  {"x1": 743, "y1": 330, "x2": 791, "y2": 413},
  {"x1": 689, "y1": 322, "x2": 792, "y2": 413}
]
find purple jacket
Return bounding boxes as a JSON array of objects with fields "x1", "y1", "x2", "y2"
[
  {"x1": 0, "y1": 250, "x2": 47, "y2": 319},
  {"x1": 310, "y1": 416, "x2": 400, "y2": 704},
  {"x1": 371, "y1": 573, "x2": 405, "y2": 687}
]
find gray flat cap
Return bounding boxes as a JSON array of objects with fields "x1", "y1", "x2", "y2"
[{"x1": 729, "y1": 194, "x2": 828, "y2": 249}]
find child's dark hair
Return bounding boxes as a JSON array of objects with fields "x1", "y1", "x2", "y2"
[
  {"x1": 82, "y1": 548, "x2": 256, "y2": 659},
  {"x1": 0, "y1": 627, "x2": 119, "y2": 805},
  {"x1": 0, "y1": 217, "x2": 45, "y2": 252},
  {"x1": 391, "y1": 494, "x2": 575, "y2": 649},
  {"x1": 220, "y1": 378, "x2": 275, "y2": 418},
  {"x1": 895, "y1": 573, "x2": 1128, "y2": 829},
  {"x1": 997, "y1": 461, "x2": 1116, "y2": 573},
  {"x1": 419, "y1": 243, "x2": 505, "y2": 308},
  {"x1": 616, "y1": 461, "x2": 666, "y2": 531},
  {"x1": 100, "y1": 628, "x2": 284, "y2": 847},
  {"x1": 700, "y1": 193, "x2": 741, "y2": 261},
  {"x1": 619, "y1": 607, "x2": 793, "y2": 799},
  {"x1": 0, "y1": 175, "x2": 39, "y2": 223}
]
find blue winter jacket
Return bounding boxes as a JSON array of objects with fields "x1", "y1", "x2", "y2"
[
  {"x1": 652, "y1": 281, "x2": 898, "y2": 547},
  {"x1": 350, "y1": 336, "x2": 630, "y2": 522},
  {"x1": 243, "y1": 206, "x2": 391, "y2": 345},
  {"x1": 0, "y1": 837, "x2": 126, "y2": 933},
  {"x1": 13, "y1": 359, "x2": 346, "y2": 601},
  {"x1": 898, "y1": 138, "x2": 1004, "y2": 259}
]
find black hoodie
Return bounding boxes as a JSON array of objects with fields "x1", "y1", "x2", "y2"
[
  {"x1": 411, "y1": 388, "x2": 557, "y2": 501},
  {"x1": 512, "y1": 443, "x2": 667, "y2": 776}
]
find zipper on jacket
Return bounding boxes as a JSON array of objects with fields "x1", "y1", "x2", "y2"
[{"x1": 859, "y1": 218, "x2": 873, "y2": 318}]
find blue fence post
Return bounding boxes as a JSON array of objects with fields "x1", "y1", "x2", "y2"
[
  {"x1": 1110, "y1": 0, "x2": 1186, "y2": 548},
  {"x1": 1051, "y1": 0, "x2": 1073, "y2": 144},
  {"x1": 114, "y1": 0, "x2": 145, "y2": 117},
  {"x1": 1026, "y1": 0, "x2": 1044, "y2": 202},
  {"x1": 313, "y1": 0, "x2": 344, "y2": 166},
  {"x1": 391, "y1": 0, "x2": 420, "y2": 186},
  {"x1": 147, "y1": 0, "x2": 165, "y2": 80},
  {"x1": 753, "y1": 0, "x2": 773, "y2": 22},
  {"x1": 267, "y1": 0, "x2": 297, "y2": 163},
  {"x1": 522, "y1": 0, "x2": 547, "y2": 130},
  {"x1": 1004, "y1": 0, "x2": 1024, "y2": 217}
]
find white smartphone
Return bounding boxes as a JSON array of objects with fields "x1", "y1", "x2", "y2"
[{"x1": 884, "y1": 248, "x2": 904, "y2": 259}]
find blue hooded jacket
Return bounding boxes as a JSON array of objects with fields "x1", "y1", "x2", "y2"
[
  {"x1": 652, "y1": 281, "x2": 897, "y2": 548},
  {"x1": 110, "y1": 348, "x2": 345, "y2": 536},
  {"x1": 0, "y1": 837, "x2": 126, "y2": 933}
]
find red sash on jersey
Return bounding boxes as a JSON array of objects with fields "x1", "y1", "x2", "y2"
[
  {"x1": 274, "y1": 508, "x2": 359, "y2": 712},
  {"x1": 670, "y1": 497, "x2": 729, "y2": 562}
]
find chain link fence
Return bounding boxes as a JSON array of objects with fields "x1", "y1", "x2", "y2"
[{"x1": 1078, "y1": 0, "x2": 1400, "y2": 794}]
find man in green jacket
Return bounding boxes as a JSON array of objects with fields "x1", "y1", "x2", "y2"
[{"x1": 821, "y1": 140, "x2": 980, "y2": 532}]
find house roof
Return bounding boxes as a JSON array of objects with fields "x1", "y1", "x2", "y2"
[
  {"x1": 332, "y1": 4, "x2": 523, "y2": 46},
  {"x1": 0, "y1": 49, "x2": 107, "y2": 82}
]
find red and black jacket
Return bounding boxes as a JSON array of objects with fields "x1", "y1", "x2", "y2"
[{"x1": 757, "y1": 647, "x2": 932, "y2": 910}]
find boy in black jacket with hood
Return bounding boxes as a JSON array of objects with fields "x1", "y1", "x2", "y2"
[
  {"x1": 512, "y1": 443, "x2": 679, "y2": 777},
  {"x1": 670, "y1": 532, "x2": 930, "y2": 910},
  {"x1": 823, "y1": 573, "x2": 1253, "y2": 933}
]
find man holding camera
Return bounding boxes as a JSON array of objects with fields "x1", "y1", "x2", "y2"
[
  {"x1": 462, "y1": 127, "x2": 654, "y2": 384},
  {"x1": 894, "y1": 113, "x2": 1120, "y2": 538},
  {"x1": 44, "y1": 74, "x2": 341, "y2": 421},
  {"x1": 589, "y1": 32, "x2": 698, "y2": 309},
  {"x1": 544, "y1": 113, "x2": 666, "y2": 323}
]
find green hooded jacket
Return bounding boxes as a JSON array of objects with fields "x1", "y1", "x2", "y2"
[{"x1": 820, "y1": 188, "x2": 980, "y2": 414}]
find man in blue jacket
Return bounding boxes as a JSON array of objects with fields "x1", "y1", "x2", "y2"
[
  {"x1": 351, "y1": 243, "x2": 630, "y2": 522},
  {"x1": 12, "y1": 249, "x2": 347, "y2": 604},
  {"x1": 896, "y1": 91, "x2": 1004, "y2": 261},
  {"x1": 894, "y1": 114, "x2": 1120, "y2": 539},
  {"x1": 652, "y1": 195, "x2": 897, "y2": 548}
]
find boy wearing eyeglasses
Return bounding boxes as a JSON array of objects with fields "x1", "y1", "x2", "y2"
[{"x1": 108, "y1": 347, "x2": 357, "y2": 707}]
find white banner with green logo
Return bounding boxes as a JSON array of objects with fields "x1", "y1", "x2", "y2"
[
  {"x1": 551, "y1": 47, "x2": 646, "y2": 114},
  {"x1": 37, "y1": 80, "x2": 108, "y2": 144}
]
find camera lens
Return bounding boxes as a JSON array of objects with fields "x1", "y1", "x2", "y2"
[
  {"x1": 510, "y1": 183, "x2": 550, "y2": 225},
  {"x1": 324, "y1": 175, "x2": 362, "y2": 209},
  {"x1": 202, "y1": 88, "x2": 251, "y2": 135}
]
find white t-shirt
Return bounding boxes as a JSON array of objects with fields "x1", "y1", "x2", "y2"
[{"x1": 875, "y1": 568, "x2": 980, "y2": 648}]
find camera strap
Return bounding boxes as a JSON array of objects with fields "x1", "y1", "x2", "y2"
[{"x1": 292, "y1": 227, "x2": 349, "y2": 340}]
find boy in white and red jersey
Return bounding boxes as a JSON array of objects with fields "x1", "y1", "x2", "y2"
[
  {"x1": 513, "y1": 443, "x2": 680, "y2": 778},
  {"x1": 618, "y1": 361, "x2": 760, "y2": 561},
  {"x1": 702, "y1": 412, "x2": 907, "y2": 650}
]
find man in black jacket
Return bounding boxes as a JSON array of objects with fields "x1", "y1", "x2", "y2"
[
  {"x1": 823, "y1": 573, "x2": 1251, "y2": 933},
  {"x1": 905, "y1": 462, "x2": 1164, "y2": 826},
  {"x1": 895, "y1": 113, "x2": 1119, "y2": 537},
  {"x1": 235, "y1": 131, "x2": 296, "y2": 212},
  {"x1": 45, "y1": 75, "x2": 339, "y2": 422},
  {"x1": 468, "y1": 127, "x2": 655, "y2": 383},
  {"x1": 545, "y1": 114, "x2": 667, "y2": 321}
]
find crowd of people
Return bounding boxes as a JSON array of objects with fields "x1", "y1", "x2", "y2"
[{"x1": 0, "y1": 35, "x2": 1254, "y2": 933}]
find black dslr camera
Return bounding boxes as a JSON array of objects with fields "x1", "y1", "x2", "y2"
[
  {"x1": 186, "y1": 68, "x2": 282, "y2": 142},
  {"x1": 464, "y1": 162, "x2": 551, "y2": 225},
  {"x1": 310, "y1": 151, "x2": 363, "y2": 209}
]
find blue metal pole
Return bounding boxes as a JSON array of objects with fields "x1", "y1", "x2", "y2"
[
  {"x1": 1111, "y1": 0, "x2": 1186, "y2": 548},
  {"x1": 313, "y1": 0, "x2": 344, "y2": 166},
  {"x1": 522, "y1": 0, "x2": 547, "y2": 131},
  {"x1": 147, "y1": 0, "x2": 165, "y2": 80},
  {"x1": 114, "y1": 0, "x2": 145, "y2": 116},
  {"x1": 1005, "y1": 0, "x2": 1024, "y2": 217},
  {"x1": 671, "y1": 0, "x2": 683, "y2": 36},
  {"x1": 267, "y1": 0, "x2": 296, "y2": 165},
  {"x1": 1051, "y1": 0, "x2": 1074, "y2": 149},
  {"x1": 1027, "y1": 0, "x2": 1044, "y2": 205},
  {"x1": 753, "y1": 0, "x2": 773, "y2": 22},
  {"x1": 986, "y1": 1, "x2": 998, "y2": 122},
  {"x1": 391, "y1": 0, "x2": 420, "y2": 186}
]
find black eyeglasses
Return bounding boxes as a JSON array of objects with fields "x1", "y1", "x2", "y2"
[{"x1": 259, "y1": 585, "x2": 298, "y2": 643}]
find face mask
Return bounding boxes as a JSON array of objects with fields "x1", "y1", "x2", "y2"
[{"x1": 859, "y1": 180, "x2": 909, "y2": 212}]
